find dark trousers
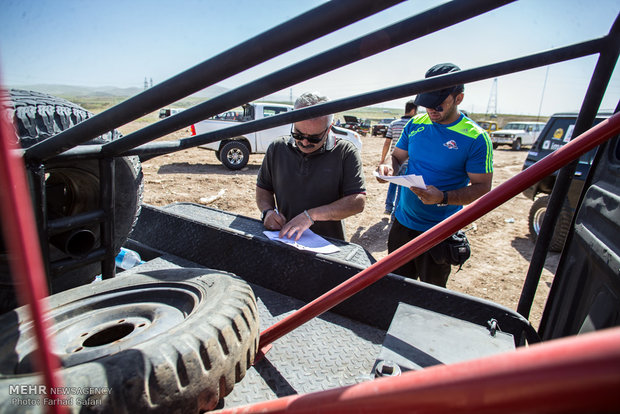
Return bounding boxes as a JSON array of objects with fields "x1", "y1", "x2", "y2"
[{"x1": 387, "y1": 218, "x2": 451, "y2": 288}]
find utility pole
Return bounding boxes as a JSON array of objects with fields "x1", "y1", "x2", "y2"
[
  {"x1": 144, "y1": 77, "x2": 148, "y2": 90},
  {"x1": 486, "y1": 78, "x2": 498, "y2": 118},
  {"x1": 150, "y1": 78, "x2": 153, "y2": 88}
]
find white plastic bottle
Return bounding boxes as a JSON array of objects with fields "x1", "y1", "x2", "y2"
[{"x1": 115, "y1": 247, "x2": 145, "y2": 270}]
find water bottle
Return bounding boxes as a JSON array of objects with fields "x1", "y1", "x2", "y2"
[{"x1": 115, "y1": 247, "x2": 145, "y2": 270}]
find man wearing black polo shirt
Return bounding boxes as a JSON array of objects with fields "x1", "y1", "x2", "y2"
[{"x1": 256, "y1": 92, "x2": 366, "y2": 241}]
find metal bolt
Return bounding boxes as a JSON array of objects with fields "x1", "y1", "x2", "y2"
[{"x1": 374, "y1": 360, "x2": 401, "y2": 378}]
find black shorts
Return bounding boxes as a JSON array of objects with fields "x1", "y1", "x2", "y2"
[{"x1": 387, "y1": 218, "x2": 451, "y2": 287}]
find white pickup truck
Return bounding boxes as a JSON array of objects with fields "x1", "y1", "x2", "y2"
[
  {"x1": 192, "y1": 102, "x2": 362, "y2": 170},
  {"x1": 489, "y1": 121, "x2": 547, "y2": 151}
]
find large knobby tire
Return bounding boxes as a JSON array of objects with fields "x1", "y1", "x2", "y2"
[
  {"x1": 0, "y1": 90, "x2": 144, "y2": 312},
  {"x1": 220, "y1": 141, "x2": 250, "y2": 170},
  {"x1": 528, "y1": 195, "x2": 572, "y2": 252},
  {"x1": 0, "y1": 268, "x2": 259, "y2": 413},
  {"x1": 512, "y1": 138, "x2": 522, "y2": 151}
]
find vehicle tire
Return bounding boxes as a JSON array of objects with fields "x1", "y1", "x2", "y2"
[
  {"x1": 0, "y1": 90, "x2": 143, "y2": 313},
  {"x1": 0, "y1": 267, "x2": 259, "y2": 413},
  {"x1": 220, "y1": 140, "x2": 250, "y2": 170},
  {"x1": 512, "y1": 138, "x2": 522, "y2": 151},
  {"x1": 528, "y1": 195, "x2": 573, "y2": 252},
  {"x1": 492, "y1": 143, "x2": 498, "y2": 149}
]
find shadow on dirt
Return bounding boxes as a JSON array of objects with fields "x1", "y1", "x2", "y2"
[
  {"x1": 511, "y1": 236, "x2": 560, "y2": 278},
  {"x1": 157, "y1": 162, "x2": 261, "y2": 175},
  {"x1": 350, "y1": 217, "x2": 391, "y2": 254}
]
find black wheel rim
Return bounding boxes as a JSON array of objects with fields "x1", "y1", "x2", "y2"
[{"x1": 4, "y1": 282, "x2": 201, "y2": 374}]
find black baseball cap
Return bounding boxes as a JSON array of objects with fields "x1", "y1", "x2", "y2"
[{"x1": 414, "y1": 63, "x2": 464, "y2": 108}]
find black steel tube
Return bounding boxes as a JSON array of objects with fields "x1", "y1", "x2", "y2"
[
  {"x1": 26, "y1": 162, "x2": 52, "y2": 292},
  {"x1": 101, "y1": 0, "x2": 514, "y2": 157},
  {"x1": 49, "y1": 229, "x2": 96, "y2": 258},
  {"x1": 50, "y1": 248, "x2": 107, "y2": 276},
  {"x1": 24, "y1": 0, "x2": 404, "y2": 161},
  {"x1": 47, "y1": 210, "x2": 106, "y2": 234},
  {"x1": 99, "y1": 157, "x2": 116, "y2": 280},
  {"x1": 517, "y1": 15, "x2": 620, "y2": 320},
  {"x1": 53, "y1": 35, "x2": 604, "y2": 162}
]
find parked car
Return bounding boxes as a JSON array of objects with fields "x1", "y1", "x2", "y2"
[
  {"x1": 491, "y1": 121, "x2": 546, "y2": 150},
  {"x1": 477, "y1": 120, "x2": 499, "y2": 134},
  {"x1": 158, "y1": 107, "x2": 184, "y2": 119},
  {"x1": 521, "y1": 111, "x2": 611, "y2": 251},
  {"x1": 372, "y1": 118, "x2": 396, "y2": 137},
  {"x1": 340, "y1": 115, "x2": 370, "y2": 136},
  {"x1": 193, "y1": 102, "x2": 362, "y2": 170}
]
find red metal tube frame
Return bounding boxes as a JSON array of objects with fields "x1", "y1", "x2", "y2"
[
  {"x1": 0, "y1": 87, "x2": 66, "y2": 413},
  {"x1": 218, "y1": 327, "x2": 620, "y2": 413},
  {"x1": 259, "y1": 111, "x2": 620, "y2": 350}
]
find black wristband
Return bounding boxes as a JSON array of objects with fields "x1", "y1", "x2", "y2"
[
  {"x1": 261, "y1": 208, "x2": 273, "y2": 221},
  {"x1": 438, "y1": 191, "x2": 448, "y2": 206}
]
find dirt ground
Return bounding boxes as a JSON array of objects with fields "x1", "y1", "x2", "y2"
[{"x1": 122, "y1": 121, "x2": 560, "y2": 330}]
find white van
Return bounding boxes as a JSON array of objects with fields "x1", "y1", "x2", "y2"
[{"x1": 490, "y1": 121, "x2": 546, "y2": 150}]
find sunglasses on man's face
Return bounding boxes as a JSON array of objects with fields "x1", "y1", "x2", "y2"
[
  {"x1": 431, "y1": 94, "x2": 457, "y2": 112},
  {"x1": 291, "y1": 126, "x2": 328, "y2": 144}
]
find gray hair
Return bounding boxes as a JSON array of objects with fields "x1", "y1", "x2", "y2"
[{"x1": 294, "y1": 92, "x2": 333, "y2": 127}]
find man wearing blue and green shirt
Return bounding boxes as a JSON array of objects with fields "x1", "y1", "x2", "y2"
[{"x1": 377, "y1": 63, "x2": 493, "y2": 287}]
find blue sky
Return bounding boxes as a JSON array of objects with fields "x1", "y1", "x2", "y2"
[{"x1": 1, "y1": 0, "x2": 619, "y2": 116}]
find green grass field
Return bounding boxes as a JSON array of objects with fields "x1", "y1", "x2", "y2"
[{"x1": 64, "y1": 95, "x2": 547, "y2": 128}]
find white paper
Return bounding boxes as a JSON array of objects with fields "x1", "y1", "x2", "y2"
[
  {"x1": 263, "y1": 229, "x2": 340, "y2": 254},
  {"x1": 373, "y1": 171, "x2": 427, "y2": 189}
]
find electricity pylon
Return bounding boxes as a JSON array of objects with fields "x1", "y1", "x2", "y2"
[{"x1": 486, "y1": 78, "x2": 498, "y2": 118}]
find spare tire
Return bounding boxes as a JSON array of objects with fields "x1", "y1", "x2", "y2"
[
  {"x1": 0, "y1": 90, "x2": 144, "y2": 312},
  {"x1": 0, "y1": 268, "x2": 259, "y2": 413}
]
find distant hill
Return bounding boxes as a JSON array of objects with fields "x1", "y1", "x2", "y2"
[
  {"x1": 7, "y1": 83, "x2": 292, "y2": 102},
  {"x1": 7, "y1": 83, "x2": 230, "y2": 99}
]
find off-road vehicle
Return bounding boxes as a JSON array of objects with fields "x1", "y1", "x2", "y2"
[
  {"x1": 491, "y1": 121, "x2": 546, "y2": 150},
  {"x1": 522, "y1": 111, "x2": 611, "y2": 251},
  {"x1": 371, "y1": 118, "x2": 396, "y2": 137}
]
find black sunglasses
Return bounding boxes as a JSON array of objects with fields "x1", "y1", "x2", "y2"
[
  {"x1": 291, "y1": 126, "x2": 329, "y2": 144},
  {"x1": 432, "y1": 94, "x2": 457, "y2": 112}
]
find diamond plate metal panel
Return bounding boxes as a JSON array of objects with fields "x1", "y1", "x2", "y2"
[{"x1": 222, "y1": 283, "x2": 384, "y2": 408}]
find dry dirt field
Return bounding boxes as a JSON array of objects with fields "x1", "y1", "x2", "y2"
[{"x1": 120, "y1": 121, "x2": 560, "y2": 329}]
